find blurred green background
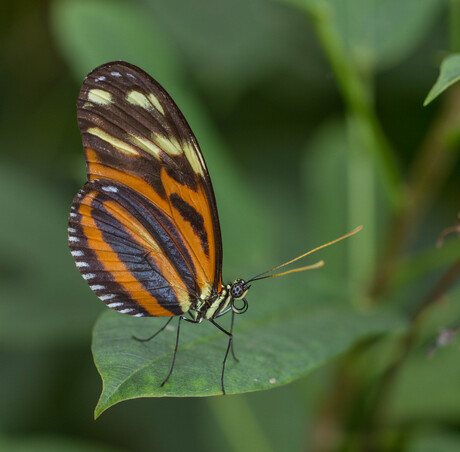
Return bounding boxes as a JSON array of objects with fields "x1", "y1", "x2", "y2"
[{"x1": 1, "y1": 0, "x2": 460, "y2": 450}]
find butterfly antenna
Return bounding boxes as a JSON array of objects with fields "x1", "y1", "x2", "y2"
[{"x1": 247, "y1": 225, "x2": 362, "y2": 283}]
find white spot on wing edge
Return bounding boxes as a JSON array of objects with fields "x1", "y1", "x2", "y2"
[
  {"x1": 68, "y1": 227, "x2": 77, "y2": 234},
  {"x1": 90, "y1": 285, "x2": 105, "y2": 291},
  {"x1": 100, "y1": 294, "x2": 116, "y2": 301},
  {"x1": 88, "y1": 89, "x2": 113, "y2": 105},
  {"x1": 108, "y1": 302, "x2": 124, "y2": 308},
  {"x1": 76, "y1": 261, "x2": 89, "y2": 268},
  {"x1": 95, "y1": 76, "x2": 106, "y2": 82},
  {"x1": 120, "y1": 308, "x2": 134, "y2": 314},
  {"x1": 71, "y1": 249, "x2": 83, "y2": 256},
  {"x1": 69, "y1": 236, "x2": 79, "y2": 242},
  {"x1": 70, "y1": 213, "x2": 77, "y2": 217},
  {"x1": 134, "y1": 313, "x2": 144, "y2": 317},
  {"x1": 83, "y1": 273, "x2": 96, "y2": 280},
  {"x1": 111, "y1": 71, "x2": 122, "y2": 77},
  {"x1": 102, "y1": 185, "x2": 118, "y2": 193}
]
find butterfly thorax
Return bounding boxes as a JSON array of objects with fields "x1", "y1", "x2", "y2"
[{"x1": 190, "y1": 279, "x2": 250, "y2": 322}]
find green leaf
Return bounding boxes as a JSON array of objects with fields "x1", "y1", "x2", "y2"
[
  {"x1": 302, "y1": 119, "x2": 380, "y2": 296},
  {"x1": 0, "y1": 434, "x2": 125, "y2": 452},
  {"x1": 424, "y1": 53, "x2": 460, "y2": 106},
  {"x1": 302, "y1": 120, "x2": 349, "y2": 280},
  {"x1": 408, "y1": 431, "x2": 460, "y2": 452},
  {"x1": 92, "y1": 301, "x2": 404, "y2": 417},
  {"x1": 391, "y1": 238, "x2": 460, "y2": 290},
  {"x1": 388, "y1": 287, "x2": 460, "y2": 423}
]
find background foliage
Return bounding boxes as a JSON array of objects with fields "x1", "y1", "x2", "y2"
[{"x1": 1, "y1": 0, "x2": 460, "y2": 450}]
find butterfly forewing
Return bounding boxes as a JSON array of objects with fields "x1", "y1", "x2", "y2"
[{"x1": 70, "y1": 61, "x2": 223, "y2": 316}]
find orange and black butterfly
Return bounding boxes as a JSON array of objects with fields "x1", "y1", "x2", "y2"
[{"x1": 68, "y1": 61, "x2": 361, "y2": 394}]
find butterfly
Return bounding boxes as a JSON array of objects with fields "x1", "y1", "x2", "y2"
[{"x1": 68, "y1": 61, "x2": 361, "y2": 394}]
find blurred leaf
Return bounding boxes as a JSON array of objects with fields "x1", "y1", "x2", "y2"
[
  {"x1": 408, "y1": 431, "x2": 460, "y2": 452},
  {"x1": 50, "y1": 0, "x2": 275, "y2": 275},
  {"x1": 302, "y1": 119, "x2": 379, "y2": 301},
  {"x1": 0, "y1": 434, "x2": 125, "y2": 452},
  {"x1": 207, "y1": 381, "x2": 314, "y2": 452},
  {"x1": 281, "y1": 0, "x2": 444, "y2": 71},
  {"x1": 391, "y1": 239, "x2": 460, "y2": 290},
  {"x1": 388, "y1": 288, "x2": 460, "y2": 423},
  {"x1": 51, "y1": 0, "x2": 179, "y2": 84},
  {"x1": 302, "y1": 120, "x2": 349, "y2": 279},
  {"x1": 424, "y1": 53, "x2": 460, "y2": 106},
  {"x1": 93, "y1": 301, "x2": 404, "y2": 417},
  {"x1": 0, "y1": 163, "x2": 100, "y2": 349},
  {"x1": 143, "y1": 0, "x2": 310, "y2": 91},
  {"x1": 207, "y1": 396, "x2": 274, "y2": 452}
]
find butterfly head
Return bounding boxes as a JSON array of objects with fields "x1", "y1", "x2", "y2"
[{"x1": 226, "y1": 279, "x2": 250, "y2": 315}]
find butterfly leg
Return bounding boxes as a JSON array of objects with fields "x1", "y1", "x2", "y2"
[
  {"x1": 230, "y1": 309, "x2": 239, "y2": 363},
  {"x1": 209, "y1": 319, "x2": 236, "y2": 395},
  {"x1": 214, "y1": 308, "x2": 238, "y2": 362},
  {"x1": 161, "y1": 316, "x2": 183, "y2": 387},
  {"x1": 161, "y1": 316, "x2": 200, "y2": 388},
  {"x1": 132, "y1": 317, "x2": 174, "y2": 342}
]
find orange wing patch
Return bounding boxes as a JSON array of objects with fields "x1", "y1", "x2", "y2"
[{"x1": 85, "y1": 147, "x2": 218, "y2": 300}]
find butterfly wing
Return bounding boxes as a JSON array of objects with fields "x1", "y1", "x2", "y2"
[
  {"x1": 70, "y1": 61, "x2": 223, "y2": 315},
  {"x1": 69, "y1": 179, "x2": 194, "y2": 316}
]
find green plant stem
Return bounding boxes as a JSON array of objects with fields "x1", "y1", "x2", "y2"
[
  {"x1": 207, "y1": 397, "x2": 274, "y2": 452},
  {"x1": 346, "y1": 114, "x2": 377, "y2": 306},
  {"x1": 370, "y1": 85, "x2": 460, "y2": 298},
  {"x1": 318, "y1": 258, "x2": 460, "y2": 451},
  {"x1": 308, "y1": 4, "x2": 403, "y2": 210},
  {"x1": 360, "y1": 257, "x2": 460, "y2": 450},
  {"x1": 451, "y1": 0, "x2": 460, "y2": 52},
  {"x1": 370, "y1": 0, "x2": 460, "y2": 298}
]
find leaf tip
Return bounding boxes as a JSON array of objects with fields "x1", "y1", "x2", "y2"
[
  {"x1": 423, "y1": 93, "x2": 434, "y2": 107},
  {"x1": 93, "y1": 405, "x2": 104, "y2": 420}
]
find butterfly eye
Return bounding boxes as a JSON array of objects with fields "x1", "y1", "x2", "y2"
[{"x1": 230, "y1": 279, "x2": 248, "y2": 299}]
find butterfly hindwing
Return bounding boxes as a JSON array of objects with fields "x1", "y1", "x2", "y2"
[
  {"x1": 69, "y1": 179, "x2": 196, "y2": 316},
  {"x1": 71, "y1": 61, "x2": 223, "y2": 314}
]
